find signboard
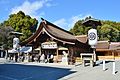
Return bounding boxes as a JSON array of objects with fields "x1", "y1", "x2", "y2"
[{"x1": 41, "y1": 42, "x2": 57, "y2": 49}]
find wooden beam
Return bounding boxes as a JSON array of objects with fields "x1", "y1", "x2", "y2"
[{"x1": 97, "y1": 56, "x2": 120, "y2": 60}]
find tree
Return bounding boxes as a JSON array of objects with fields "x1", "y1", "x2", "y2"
[
  {"x1": 70, "y1": 20, "x2": 91, "y2": 35},
  {"x1": 1, "y1": 11, "x2": 38, "y2": 41},
  {"x1": 0, "y1": 26, "x2": 14, "y2": 49},
  {"x1": 70, "y1": 18, "x2": 120, "y2": 42},
  {"x1": 98, "y1": 24, "x2": 119, "y2": 41}
]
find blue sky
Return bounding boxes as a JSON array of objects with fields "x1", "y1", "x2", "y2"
[{"x1": 0, "y1": 0, "x2": 120, "y2": 30}]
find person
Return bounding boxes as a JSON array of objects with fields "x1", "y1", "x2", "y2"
[
  {"x1": 15, "y1": 53, "x2": 18, "y2": 62},
  {"x1": 40, "y1": 53, "x2": 45, "y2": 63},
  {"x1": 63, "y1": 51, "x2": 68, "y2": 57},
  {"x1": 45, "y1": 53, "x2": 48, "y2": 63},
  {"x1": 37, "y1": 54, "x2": 41, "y2": 62},
  {"x1": 49, "y1": 54, "x2": 54, "y2": 63},
  {"x1": 32, "y1": 54, "x2": 35, "y2": 62},
  {"x1": 9, "y1": 53, "x2": 14, "y2": 60},
  {"x1": 62, "y1": 51, "x2": 68, "y2": 64},
  {"x1": 47, "y1": 53, "x2": 50, "y2": 63},
  {"x1": 22, "y1": 53, "x2": 25, "y2": 62}
]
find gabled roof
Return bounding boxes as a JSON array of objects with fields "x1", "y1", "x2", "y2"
[
  {"x1": 42, "y1": 18, "x2": 77, "y2": 42},
  {"x1": 21, "y1": 18, "x2": 86, "y2": 46},
  {"x1": 21, "y1": 22, "x2": 43, "y2": 45}
]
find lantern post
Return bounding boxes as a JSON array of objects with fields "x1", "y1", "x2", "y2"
[
  {"x1": 9, "y1": 31, "x2": 23, "y2": 62},
  {"x1": 82, "y1": 16, "x2": 101, "y2": 66}
]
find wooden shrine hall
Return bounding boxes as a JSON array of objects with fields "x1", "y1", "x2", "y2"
[{"x1": 21, "y1": 18, "x2": 92, "y2": 64}]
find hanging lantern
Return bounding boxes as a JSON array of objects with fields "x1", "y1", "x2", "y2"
[{"x1": 88, "y1": 29, "x2": 97, "y2": 48}]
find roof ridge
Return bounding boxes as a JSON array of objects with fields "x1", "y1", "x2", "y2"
[{"x1": 41, "y1": 18, "x2": 74, "y2": 35}]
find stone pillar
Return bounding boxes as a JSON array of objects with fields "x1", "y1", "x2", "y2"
[
  {"x1": 5, "y1": 50, "x2": 8, "y2": 59},
  {"x1": 112, "y1": 61, "x2": 116, "y2": 75},
  {"x1": 103, "y1": 60, "x2": 106, "y2": 71}
]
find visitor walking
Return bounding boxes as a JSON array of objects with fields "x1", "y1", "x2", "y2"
[{"x1": 40, "y1": 53, "x2": 45, "y2": 63}]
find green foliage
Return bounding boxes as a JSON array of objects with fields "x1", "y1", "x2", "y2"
[
  {"x1": 1, "y1": 11, "x2": 38, "y2": 41},
  {"x1": 0, "y1": 11, "x2": 38, "y2": 49},
  {"x1": 70, "y1": 19, "x2": 120, "y2": 42},
  {"x1": 70, "y1": 20, "x2": 91, "y2": 35},
  {"x1": 0, "y1": 26, "x2": 14, "y2": 49},
  {"x1": 98, "y1": 23, "x2": 119, "y2": 41}
]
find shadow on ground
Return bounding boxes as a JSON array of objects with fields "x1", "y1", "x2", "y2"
[{"x1": 0, "y1": 64, "x2": 76, "y2": 80}]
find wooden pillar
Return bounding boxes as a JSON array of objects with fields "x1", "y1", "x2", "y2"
[
  {"x1": 38, "y1": 46, "x2": 41, "y2": 55},
  {"x1": 68, "y1": 47, "x2": 74, "y2": 65},
  {"x1": 93, "y1": 48, "x2": 96, "y2": 65},
  {"x1": 56, "y1": 48, "x2": 59, "y2": 63},
  {"x1": 112, "y1": 50, "x2": 115, "y2": 60}
]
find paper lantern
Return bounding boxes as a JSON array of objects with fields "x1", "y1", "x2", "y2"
[{"x1": 88, "y1": 29, "x2": 97, "y2": 46}]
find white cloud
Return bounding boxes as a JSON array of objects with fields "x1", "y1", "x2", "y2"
[
  {"x1": 10, "y1": 0, "x2": 52, "y2": 20},
  {"x1": 54, "y1": 18, "x2": 68, "y2": 29},
  {"x1": 68, "y1": 14, "x2": 93, "y2": 29},
  {"x1": 46, "y1": 3, "x2": 52, "y2": 7},
  {"x1": 54, "y1": 14, "x2": 93, "y2": 30}
]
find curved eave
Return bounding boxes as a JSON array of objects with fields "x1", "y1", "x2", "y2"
[
  {"x1": 21, "y1": 22, "x2": 43, "y2": 45},
  {"x1": 21, "y1": 18, "x2": 89, "y2": 46},
  {"x1": 43, "y1": 28, "x2": 75, "y2": 45},
  {"x1": 44, "y1": 23, "x2": 76, "y2": 40},
  {"x1": 82, "y1": 18, "x2": 102, "y2": 27},
  {"x1": 46, "y1": 28, "x2": 77, "y2": 44},
  {"x1": 42, "y1": 19, "x2": 89, "y2": 45}
]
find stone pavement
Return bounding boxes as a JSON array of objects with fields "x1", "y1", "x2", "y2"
[
  {"x1": 0, "y1": 58, "x2": 15, "y2": 64},
  {"x1": 0, "y1": 58, "x2": 120, "y2": 80},
  {"x1": 22, "y1": 61, "x2": 120, "y2": 80},
  {"x1": 0, "y1": 58, "x2": 7, "y2": 63},
  {"x1": 60, "y1": 61, "x2": 120, "y2": 80}
]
